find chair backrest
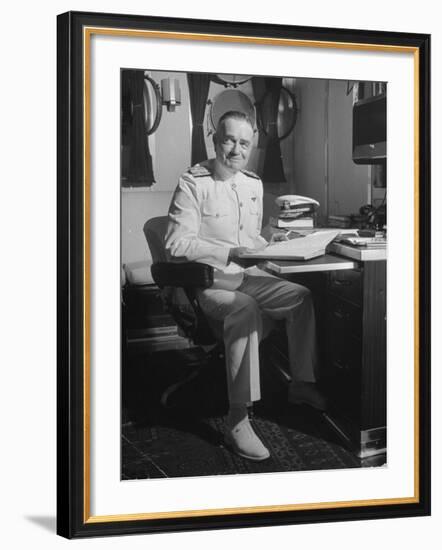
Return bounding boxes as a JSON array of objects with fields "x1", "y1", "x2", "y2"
[
  {"x1": 143, "y1": 215, "x2": 219, "y2": 346},
  {"x1": 143, "y1": 216, "x2": 169, "y2": 264}
]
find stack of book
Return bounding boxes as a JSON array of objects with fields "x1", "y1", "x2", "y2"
[
  {"x1": 327, "y1": 214, "x2": 352, "y2": 228},
  {"x1": 124, "y1": 285, "x2": 192, "y2": 353},
  {"x1": 128, "y1": 322, "x2": 191, "y2": 353},
  {"x1": 270, "y1": 195, "x2": 319, "y2": 230}
]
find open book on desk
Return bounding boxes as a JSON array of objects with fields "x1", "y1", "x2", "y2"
[{"x1": 239, "y1": 230, "x2": 341, "y2": 260}]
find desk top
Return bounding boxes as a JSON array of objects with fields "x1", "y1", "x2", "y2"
[{"x1": 263, "y1": 254, "x2": 357, "y2": 274}]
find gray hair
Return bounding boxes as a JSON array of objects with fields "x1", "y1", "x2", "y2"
[{"x1": 216, "y1": 110, "x2": 254, "y2": 133}]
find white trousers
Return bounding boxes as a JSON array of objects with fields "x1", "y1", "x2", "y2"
[{"x1": 197, "y1": 268, "x2": 318, "y2": 404}]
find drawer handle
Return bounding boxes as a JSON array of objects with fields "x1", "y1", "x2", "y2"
[
  {"x1": 333, "y1": 310, "x2": 350, "y2": 320},
  {"x1": 333, "y1": 279, "x2": 352, "y2": 286},
  {"x1": 333, "y1": 359, "x2": 349, "y2": 370}
]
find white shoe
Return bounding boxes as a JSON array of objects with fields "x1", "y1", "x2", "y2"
[{"x1": 225, "y1": 417, "x2": 270, "y2": 461}]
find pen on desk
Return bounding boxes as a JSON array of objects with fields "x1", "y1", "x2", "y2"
[{"x1": 286, "y1": 230, "x2": 306, "y2": 239}]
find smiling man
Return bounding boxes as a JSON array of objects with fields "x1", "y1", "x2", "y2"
[{"x1": 165, "y1": 111, "x2": 325, "y2": 461}]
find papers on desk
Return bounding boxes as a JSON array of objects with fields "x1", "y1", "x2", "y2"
[
  {"x1": 338, "y1": 236, "x2": 387, "y2": 248},
  {"x1": 239, "y1": 230, "x2": 341, "y2": 260}
]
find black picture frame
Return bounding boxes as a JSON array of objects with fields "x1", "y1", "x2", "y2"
[{"x1": 57, "y1": 10, "x2": 431, "y2": 539}]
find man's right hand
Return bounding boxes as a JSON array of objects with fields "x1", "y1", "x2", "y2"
[{"x1": 270, "y1": 232, "x2": 289, "y2": 243}]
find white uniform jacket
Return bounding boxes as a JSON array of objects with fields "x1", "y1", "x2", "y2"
[{"x1": 165, "y1": 160, "x2": 267, "y2": 290}]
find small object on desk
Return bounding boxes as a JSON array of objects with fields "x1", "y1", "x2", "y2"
[
  {"x1": 339, "y1": 236, "x2": 387, "y2": 248},
  {"x1": 285, "y1": 230, "x2": 308, "y2": 240},
  {"x1": 358, "y1": 228, "x2": 386, "y2": 239}
]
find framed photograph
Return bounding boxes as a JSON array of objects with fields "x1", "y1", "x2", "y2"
[{"x1": 57, "y1": 11, "x2": 431, "y2": 538}]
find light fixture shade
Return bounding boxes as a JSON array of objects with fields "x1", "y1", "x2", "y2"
[{"x1": 161, "y1": 78, "x2": 181, "y2": 112}]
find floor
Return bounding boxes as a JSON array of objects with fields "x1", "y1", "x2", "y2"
[{"x1": 121, "y1": 344, "x2": 370, "y2": 480}]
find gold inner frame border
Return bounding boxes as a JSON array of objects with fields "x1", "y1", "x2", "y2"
[{"x1": 82, "y1": 26, "x2": 421, "y2": 524}]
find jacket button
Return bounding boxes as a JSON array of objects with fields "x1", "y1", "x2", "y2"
[
  {"x1": 231, "y1": 183, "x2": 237, "y2": 189},
  {"x1": 239, "y1": 224, "x2": 244, "y2": 230},
  {"x1": 239, "y1": 202, "x2": 243, "y2": 207}
]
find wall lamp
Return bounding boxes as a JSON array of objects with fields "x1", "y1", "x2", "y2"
[{"x1": 143, "y1": 73, "x2": 181, "y2": 135}]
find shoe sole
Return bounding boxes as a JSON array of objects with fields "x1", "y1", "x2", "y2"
[{"x1": 224, "y1": 436, "x2": 271, "y2": 462}]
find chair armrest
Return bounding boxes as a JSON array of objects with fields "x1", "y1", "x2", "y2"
[{"x1": 151, "y1": 262, "x2": 214, "y2": 289}]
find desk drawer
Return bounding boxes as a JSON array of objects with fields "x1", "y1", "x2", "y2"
[
  {"x1": 329, "y1": 335, "x2": 361, "y2": 373},
  {"x1": 326, "y1": 295, "x2": 362, "y2": 337},
  {"x1": 328, "y1": 268, "x2": 362, "y2": 306},
  {"x1": 323, "y1": 331, "x2": 362, "y2": 417}
]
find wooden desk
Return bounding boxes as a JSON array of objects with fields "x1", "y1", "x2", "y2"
[{"x1": 264, "y1": 251, "x2": 387, "y2": 460}]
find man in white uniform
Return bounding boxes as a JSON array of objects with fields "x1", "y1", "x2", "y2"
[{"x1": 165, "y1": 111, "x2": 325, "y2": 461}]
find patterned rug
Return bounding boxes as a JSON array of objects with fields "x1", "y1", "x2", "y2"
[
  {"x1": 122, "y1": 411, "x2": 360, "y2": 480},
  {"x1": 122, "y1": 348, "x2": 361, "y2": 480}
]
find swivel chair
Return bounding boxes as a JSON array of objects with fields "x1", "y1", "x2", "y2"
[{"x1": 143, "y1": 216, "x2": 224, "y2": 407}]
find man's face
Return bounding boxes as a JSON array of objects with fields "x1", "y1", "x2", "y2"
[{"x1": 214, "y1": 117, "x2": 254, "y2": 175}]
